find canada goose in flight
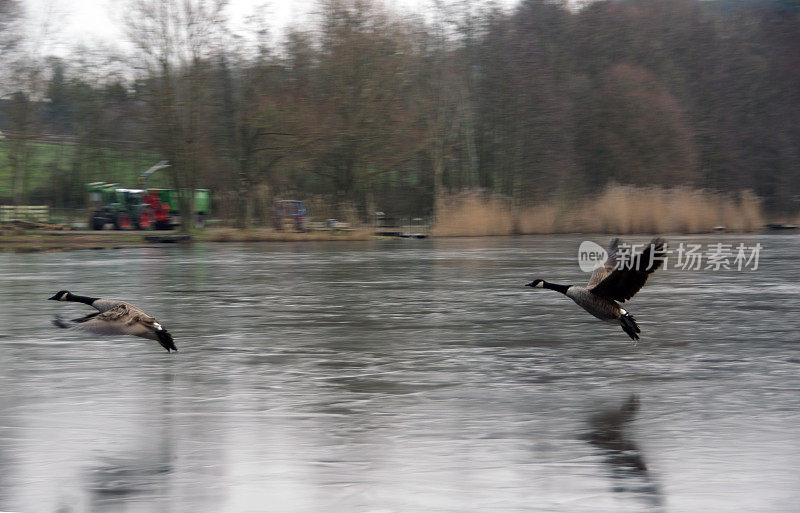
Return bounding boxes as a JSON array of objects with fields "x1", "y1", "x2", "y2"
[
  {"x1": 525, "y1": 238, "x2": 666, "y2": 340},
  {"x1": 49, "y1": 291, "x2": 177, "y2": 352}
]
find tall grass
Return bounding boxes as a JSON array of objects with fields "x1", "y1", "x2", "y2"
[
  {"x1": 432, "y1": 193, "x2": 516, "y2": 236},
  {"x1": 432, "y1": 186, "x2": 764, "y2": 236}
]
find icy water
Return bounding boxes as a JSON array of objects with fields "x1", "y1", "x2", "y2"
[{"x1": 1, "y1": 236, "x2": 799, "y2": 513}]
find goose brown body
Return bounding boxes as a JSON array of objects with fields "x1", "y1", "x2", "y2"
[
  {"x1": 49, "y1": 291, "x2": 177, "y2": 352},
  {"x1": 526, "y1": 238, "x2": 666, "y2": 340}
]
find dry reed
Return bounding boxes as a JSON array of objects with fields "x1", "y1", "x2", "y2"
[
  {"x1": 432, "y1": 193, "x2": 515, "y2": 236},
  {"x1": 432, "y1": 186, "x2": 764, "y2": 236}
]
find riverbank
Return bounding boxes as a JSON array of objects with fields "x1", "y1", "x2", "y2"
[
  {"x1": 1, "y1": 220, "x2": 794, "y2": 253},
  {"x1": 198, "y1": 228, "x2": 373, "y2": 242},
  {"x1": 0, "y1": 230, "x2": 148, "y2": 253},
  {"x1": 0, "y1": 227, "x2": 375, "y2": 253}
]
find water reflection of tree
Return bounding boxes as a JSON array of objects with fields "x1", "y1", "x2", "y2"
[
  {"x1": 585, "y1": 394, "x2": 665, "y2": 511},
  {"x1": 85, "y1": 372, "x2": 176, "y2": 513}
]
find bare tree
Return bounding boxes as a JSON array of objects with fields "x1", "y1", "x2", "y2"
[
  {"x1": 307, "y1": 0, "x2": 426, "y2": 217},
  {"x1": 423, "y1": 1, "x2": 476, "y2": 200},
  {"x1": 218, "y1": 51, "x2": 311, "y2": 228},
  {"x1": 125, "y1": 0, "x2": 228, "y2": 231}
]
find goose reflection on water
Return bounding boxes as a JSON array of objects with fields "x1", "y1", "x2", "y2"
[
  {"x1": 89, "y1": 458, "x2": 172, "y2": 496},
  {"x1": 585, "y1": 394, "x2": 665, "y2": 511}
]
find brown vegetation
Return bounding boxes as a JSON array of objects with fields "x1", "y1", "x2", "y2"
[
  {"x1": 432, "y1": 186, "x2": 764, "y2": 236},
  {"x1": 0, "y1": 231, "x2": 146, "y2": 253}
]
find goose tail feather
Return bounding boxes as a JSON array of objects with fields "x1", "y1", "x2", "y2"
[
  {"x1": 620, "y1": 313, "x2": 640, "y2": 341},
  {"x1": 155, "y1": 327, "x2": 177, "y2": 352}
]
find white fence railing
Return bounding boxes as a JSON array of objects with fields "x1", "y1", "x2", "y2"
[{"x1": 0, "y1": 205, "x2": 50, "y2": 223}]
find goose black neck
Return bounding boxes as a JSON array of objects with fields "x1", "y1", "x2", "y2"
[
  {"x1": 69, "y1": 294, "x2": 98, "y2": 305},
  {"x1": 542, "y1": 281, "x2": 570, "y2": 294}
]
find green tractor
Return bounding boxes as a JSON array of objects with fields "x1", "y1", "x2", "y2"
[
  {"x1": 87, "y1": 183, "x2": 154, "y2": 230},
  {"x1": 87, "y1": 162, "x2": 210, "y2": 230},
  {"x1": 88, "y1": 183, "x2": 210, "y2": 230}
]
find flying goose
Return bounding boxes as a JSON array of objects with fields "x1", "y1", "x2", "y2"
[
  {"x1": 49, "y1": 291, "x2": 177, "y2": 352},
  {"x1": 525, "y1": 238, "x2": 666, "y2": 340}
]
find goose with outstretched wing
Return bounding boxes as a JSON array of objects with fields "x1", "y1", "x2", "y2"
[
  {"x1": 525, "y1": 238, "x2": 666, "y2": 340},
  {"x1": 49, "y1": 291, "x2": 177, "y2": 352}
]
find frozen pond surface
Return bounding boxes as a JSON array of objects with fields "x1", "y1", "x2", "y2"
[{"x1": 1, "y1": 235, "x2": 799, "y2": 512}]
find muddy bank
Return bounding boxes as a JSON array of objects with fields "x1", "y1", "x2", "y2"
[
  {"x1": 0, "y1": 231, "x2": 148, "y2": 253},
  {"x1": 199, "y1": 228, "x2": 373, "y2": 242},
  {"x1": 0, "y1": 228, "x2": 373, "y2": 253}
]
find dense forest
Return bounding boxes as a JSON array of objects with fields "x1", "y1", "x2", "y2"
[{"x1": 1, "y1": 0, "x2": 799, "y2": 229}]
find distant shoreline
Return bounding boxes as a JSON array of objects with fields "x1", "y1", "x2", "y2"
[
  {"x1": 2, "y1": 226, "x2": 793, "y2": 254},
  {"x1": 0, "y1": 228, "x2": 374, "y2": 253}
]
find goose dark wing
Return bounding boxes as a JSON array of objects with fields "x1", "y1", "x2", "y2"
[
  {"x1": 587, "y1": 238, "x2": 621, "y2": 289},
  {"x1": 589, "y1": 238, "x2": 666, "y2": 302}
]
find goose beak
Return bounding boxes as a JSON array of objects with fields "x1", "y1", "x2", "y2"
[
  {"x1": 48, "y1": 294, "x2": 59, "y2": 300},
  {"x1": 525, "y1": 282, "x2": 535, "y2": 287}
]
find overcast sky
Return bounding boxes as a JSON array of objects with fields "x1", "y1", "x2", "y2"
[
  {"x1": 21, "y1": 0, "x2": 512, "y2": 56},
  {"x1": 21, "y1": 0, "x2": 316, "y2": 54}
]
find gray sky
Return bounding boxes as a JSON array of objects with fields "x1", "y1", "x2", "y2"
[
  {"x1": 22, "y1": 0, "x2": 317, "y2": 54},
  {"x1": 21, "y1": 0, "x2": 513, "y2": 56}
]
